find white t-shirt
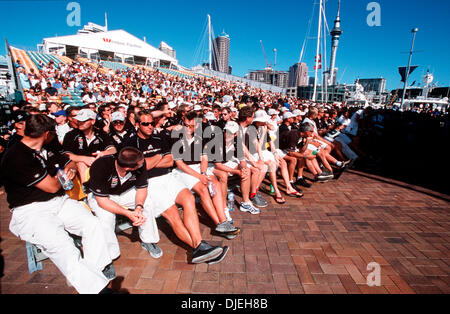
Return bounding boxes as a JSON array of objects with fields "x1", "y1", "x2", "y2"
[{"x1": 344, "y1": 109, "x2": 364, "y2": 136}]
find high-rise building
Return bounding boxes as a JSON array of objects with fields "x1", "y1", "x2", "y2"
[
  {"x1": 212, "y1": 32, "x2": 231, "y2": 74},
  {"x1": 247, "y1": 69, "x2": 289, "y2": 88},
  {"x1": 328, "y1": 0, "x2": 343, "y2": 86},
  {"x1": 288, "y1": 62, "x2": 309, "y2": 87}
]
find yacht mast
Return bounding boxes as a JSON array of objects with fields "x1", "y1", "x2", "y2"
[{"x1": 312, "y1": 0, "x2": 323, "y2": 102}]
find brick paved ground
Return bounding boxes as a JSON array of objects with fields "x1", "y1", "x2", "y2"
[{"x1": 1, "y1": 170, "x2": 449, "y2": 294}]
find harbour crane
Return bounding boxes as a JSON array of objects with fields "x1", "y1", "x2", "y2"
[{"x1": 260, "y1": 40, "x2": 272, "y2": 69}]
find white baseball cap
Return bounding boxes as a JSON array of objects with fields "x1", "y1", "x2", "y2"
[
  {"x1": 292, "y1": 109, "x2": 302, "y2": 117},
  {"x1": 111, "y1": 111, "x2": 125, "y2": 122},
  {"x1": 204, "y1": 111, "x2": 217, "y2": 121},
  {"x1": 283, "y1": 112, "x2": 294, "y2": 120},
  {"x1": 74, "y1": 109, "x2": 96, "y2": 122},
  {"x1": 223, "y1": 121, "x2": 239, "y2": 134},
  {"x1": 193, "y1": 104, "x2": 202, "y2": 111},
  {"x1": 268, "y1": 109, "x2": 278, "y2": 116}
]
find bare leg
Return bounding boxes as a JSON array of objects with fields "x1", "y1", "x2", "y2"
[
  {"x1": 175, "y1": 189, "x2": 203, "y2": 248},
  {"x1": 192, "y1": 183, "x2": 221, "y2": 225},
  {"x1": 213, "y1": 169, "x2": 228, "y2": 209},
  {"x1": 161, "y1": 205, "x2": 195, "y2": 248}
]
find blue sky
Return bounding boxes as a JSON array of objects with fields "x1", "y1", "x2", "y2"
[{"x1": 1, "y1": 0, "x2": 449, "y2": 90}]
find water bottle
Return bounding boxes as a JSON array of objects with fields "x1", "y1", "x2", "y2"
[
  {"x1": 208, "y1": 180, "x2": 216, "y2": 197},
  {"x1": 55, "y1": 164, "x2": 74, "y2": 191},
  {"x1": 227, "y1": 192, "x2": 235, "y2": 212}
]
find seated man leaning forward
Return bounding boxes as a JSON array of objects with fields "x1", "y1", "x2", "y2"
[{"x1": 0, "y1": 114, "x2": 114, "y2": 294}]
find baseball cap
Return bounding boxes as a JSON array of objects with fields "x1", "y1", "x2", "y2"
[
  {"x1": 204, "y1": 111, "x2": 217, "y2": 121},
  {"x1": 10, "y1": 110, "x2": 30, "y2": 124},
  {"x1": 111, "y1": 111, "x2": 125, "y2": 122},
  {"x1": 168, "y1": 101, "x2": 177, "y2": 109},
  {"x1": 292, "y1": 109, "x2": 301, "y2": 117},
  {"x1": 283, "y1": 112, "x2": 294, "y2": 120},
  {"x1": 53, "y1": 110, "x2": 67, "y2": 117},
  {"x1": 193, "y1": 105, "x2": 202, "y2": 111},
  {"x1": 223, "y1": 121, "x2": 239, "y2": 134},
  {"x1": 74, "y1": 109, "x2": 96, "y2": 122},
  {"x1": 268, "y1": 109, "x2": 278, "y2": 116}
]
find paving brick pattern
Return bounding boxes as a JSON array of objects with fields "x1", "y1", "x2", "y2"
[{"x1": 1, "y1": 171, "x2": 449, "y2": 294}]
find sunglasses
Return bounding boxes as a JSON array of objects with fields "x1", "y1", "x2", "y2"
[{"x1": 140, "y1": 122, "x2": 155, "y2": 127}]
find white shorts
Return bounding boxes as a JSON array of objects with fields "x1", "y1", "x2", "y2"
[
  {"x1": 147, "y1": 172, "x2": 187, "y2": 217},
  {"x1": 314, "y1": 139, "x2": 328, "y2": 149},
  {"x1": 172, "y1": 163, "x2": 215, "y2": 190},
  {"x1": 307, "y1": 143, "x2": 319, "y2": 152},
  {"x1": 276, "y1": 148, "x2": 287, "y2": 159},
  {"x1": 249, "y1": 150, "x2": 275, "y2": 163}
]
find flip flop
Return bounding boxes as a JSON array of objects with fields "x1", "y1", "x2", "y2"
[
  {"x1": 274, "y1": 196, "x2": 286, "y2": 204},
  {"x1": 286, "y1": 191, "x2": 303, "y2": 198}
]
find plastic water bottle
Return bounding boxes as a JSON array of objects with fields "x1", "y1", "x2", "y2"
[
  {"x1": 227, "y1": 192, "x2": 235, "y2": 212},
  {"x1": 208, "y1": 180, "x2": 216, "y2": 197},
  {"x1": 55, "y1": 164, "x2": 74, "y2": 191}
]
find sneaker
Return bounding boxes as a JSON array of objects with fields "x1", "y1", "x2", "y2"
[
  {"x1": 141, "y1": 242, "x2": 163, "y2": 259},
  {"x1": 250, "y1": 194, "x2": 268, "y2": 208},
  {"x1": 240, "y1": 202, "x2": 261, "y2": 215},
  {"x1": 192, "y1": 241, "x2": 223, "y2": 264},
  {"x1": 207, "y1": 246, "x2": 229, "y2": 265},
  {"x1": 216, "y1": 220, "x2": 240, "y2": 232},
  {"x1": 318, "y1": 170, "x2": 334, "y2": 180},
  {"x1": 102, "y1": 263, "x2": 116, "y2": 281},
  {"x1": 295, "y1": 177, "x2": 312, "y2": 188}
]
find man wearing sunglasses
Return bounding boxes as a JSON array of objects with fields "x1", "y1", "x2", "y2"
[{"x1": 121, "y1": 110, "x2": 228, "y2": 264}]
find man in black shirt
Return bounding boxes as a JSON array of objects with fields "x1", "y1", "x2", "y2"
[
  {"x1": 122, "y1": 110, "x2": 228, "y2": 264},
  {"x1": 109, "y1": 111, "x2": 136, "y2": 149},
  {"x1": 172, "y1": 111, "x2": 241, "y2": 240},
  {"x1": 0, "y1": 114, "x2": 114, "y2": 294},
  {"x1": 63, "y1": 109, "x2": 116, "y2": 183},
  {"x1": 86, "y1": 148, "x2": 163, "y2": 261}
]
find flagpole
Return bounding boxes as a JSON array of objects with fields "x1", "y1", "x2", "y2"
[
  {"x1": 312, "y1": 0, "x2": 323, "y2": 103},
  {"x1": 401, "y1": 28, "x2": 419, "y2": 107}
]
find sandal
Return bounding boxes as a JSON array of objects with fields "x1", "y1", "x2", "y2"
[
  {"x1": 286, "y1": 191, "x2": 303, "y2": 198},
  {"x1": 274, "y1": 195, "x2": 286, "y2": 204}
]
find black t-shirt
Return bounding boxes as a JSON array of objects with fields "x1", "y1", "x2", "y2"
[
  {"x1": 63, "y1": 129, "x2": 115, "y2": 156},
  {"x1": 109, "y1": 126, "x2": 137, "y2": 149},
  {"x1": 86, "y1": 155, "x2": 148, "y2": 197},
  {"x1": 172, "y1": 132, "x2": 206, "y2": 166},
  {"x1": 204, "y1": 135, "x2": 245, "y2": 164},
  {"x1": 121, "y1": 133, "x2": 171, "y2": 179},
  {"x1": 45, "y1": 86, "x2": 58, "y2": 96},
  {"x1": 0, "y1": 141, "x2": 68, "y2": 209}
]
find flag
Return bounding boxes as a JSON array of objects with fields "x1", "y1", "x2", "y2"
[
  {"x1": 314, "y1": 54, "x2": 322, "y2": 70},
  {"x1": 398, "y1": 66, "x2": 418, "y2": 82}
]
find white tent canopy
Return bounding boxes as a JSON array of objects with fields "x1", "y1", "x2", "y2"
[{"x1": 43, "y1": 29, "x2": 177, "y2": 65}]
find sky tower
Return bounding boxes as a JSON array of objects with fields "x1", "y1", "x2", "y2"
[{"x1": 329, "y1": 0, "x2": 342, "y2": 86}]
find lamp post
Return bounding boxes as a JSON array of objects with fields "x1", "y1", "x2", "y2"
[
  {"x1": 272, "y1": 48, "x2": 277, "y2": 86},
  {"x1": 401, "y1": 28, "x2": 419, "y2": 107}
]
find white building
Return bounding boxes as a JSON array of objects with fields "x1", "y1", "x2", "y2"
[{"x1": 41, "y1": 29, "x2": 178, "y2": 68}]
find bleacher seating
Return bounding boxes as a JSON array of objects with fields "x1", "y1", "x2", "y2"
[
  {"x1": 100, "y1": 61, "x2": 130, "y2": 72},
  {"x1": 9, "y1": 47, "x2": 39, "y2": 75},
  {"x1": 27, "y1": 51, "x2": 62, "y2": 70}
]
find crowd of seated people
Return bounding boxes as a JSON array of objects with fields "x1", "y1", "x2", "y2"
[{"x1": 1, "y1": 55, "x2": 404, "y2": 293}]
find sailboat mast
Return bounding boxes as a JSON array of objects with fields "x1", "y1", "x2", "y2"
[
  {"x1": 312, "y1": 0, "x2": 323, "y2": 102},
  {"x1": 208, "y1": 14, "x2": 212, "y2": 70}
]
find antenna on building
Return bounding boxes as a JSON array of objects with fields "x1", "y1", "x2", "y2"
[{"x1": 105, "y1": 12, "x2": 108, "y2": 31}]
